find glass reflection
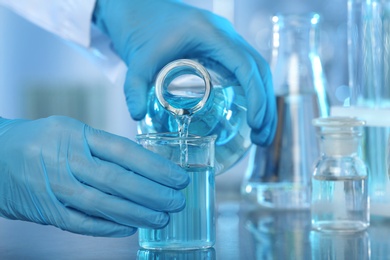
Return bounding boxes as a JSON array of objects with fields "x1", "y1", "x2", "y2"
[
  {"x1": 369, "y1": 216, "x2": 390, "y2": 260},
  {"x1": 310, "y1": 230, "x2": 370, "y2": 260},
  {"x1": 245, "y1": 209, "x2": 312, "y2": 259}
]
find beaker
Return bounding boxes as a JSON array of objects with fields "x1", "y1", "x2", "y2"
[
  {"x1": 136, "y1": 133, "x2": 216, "y2": 250},
  {"x1": 241, "y1": 13, "x2": 329, "y2": 209},
  {"x1": 311, "y1": 116, "x2": 369, "y2": 233}
]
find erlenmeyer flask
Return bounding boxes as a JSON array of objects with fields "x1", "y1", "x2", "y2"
[{"x1": 241, "y1": 13, "x2": 330, "y2": 209}]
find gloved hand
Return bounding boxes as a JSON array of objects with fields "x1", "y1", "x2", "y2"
[
  {"x1": 93, "y1": 0, "x2": 277, "y2": 146},
  {"x1": 0, "y1": 116, "x2": 189, "y2": 237}
]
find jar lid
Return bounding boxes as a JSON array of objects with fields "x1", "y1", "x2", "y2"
[
  {"x1": 313, "y1": 116, "x2": 366, "y2": 156},
  {"x1": 312, "y1": 116, "x2": 366, "y2": 128}
]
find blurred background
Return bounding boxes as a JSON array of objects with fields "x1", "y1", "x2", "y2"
[{"x1": 0, "y1": 0, "x2": 348, "y2": 197}]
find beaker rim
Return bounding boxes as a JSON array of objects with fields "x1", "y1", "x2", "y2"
[{"x1": 136, "y1": 132, "x2": 217, "y2": 142}]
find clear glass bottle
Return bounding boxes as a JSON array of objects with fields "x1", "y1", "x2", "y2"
[
  {"x1": 241, "y1": 13, "x2": 329, "y2": 209},
  {"x1": 138, "y1": 59, "x2": 251, "y2": 174},
  {"x1": 311, "y1": 116, "x2": 369, "y2": 233}
]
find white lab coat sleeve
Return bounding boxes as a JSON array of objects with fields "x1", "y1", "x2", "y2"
[
  {"x1": 0, "y1": 0, "x2": 96, "y2": 47},
  {"x1": 0, "y1": 0, "x2": 128, "y2": 85}
]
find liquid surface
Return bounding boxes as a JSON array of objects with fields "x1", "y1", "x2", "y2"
[
  {"x1": 311, "y1": 175, "x2": 369, "y2": 233},
  {"x1": 139, "y1": 166, "x2": 215, "y2": 250}
]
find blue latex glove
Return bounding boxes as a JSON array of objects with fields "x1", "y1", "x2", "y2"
[
  {"x1": 0, "y1": 116, "x2": 189, "y2": 237},
  {"x1": 93, "y1": 0, "x2": 277, "y2": 146}
]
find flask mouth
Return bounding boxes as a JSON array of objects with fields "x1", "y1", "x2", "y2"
[{"x1": 155, "y1": 59, "x2": 212, "y2": 116}]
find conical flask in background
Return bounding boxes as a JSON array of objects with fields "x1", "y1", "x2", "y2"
[{"x1": 241, "y1": 13, "x2": 330, "y2": 209}]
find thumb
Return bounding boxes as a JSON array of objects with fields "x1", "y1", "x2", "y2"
[{"x1": 124, "y1": 70, "x2": 150, "y2": 121}]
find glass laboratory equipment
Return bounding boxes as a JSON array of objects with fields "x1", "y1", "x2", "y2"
[
  {"x1": 344, "y1": 0, "x2": 390, "y2": 217},
  {"x1": 241, "y1": 13, "x2": 329, "y2": 209},
  {"x1": 136, "y1": 133, "x2": 216, "y2": 250},
  {"x1": 138, "y1": 59, "x2": 251, "y2": 174},
  {"x1": 348, "y1": 0, "x2": 390, "y2": 106},
  {"x1": 311, "y1": 116, "x2": 369, "y2": 233}
]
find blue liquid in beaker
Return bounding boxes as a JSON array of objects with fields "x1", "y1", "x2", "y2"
[{"x1": 138, "y1": 165, "x2": 215, "y2": 250}]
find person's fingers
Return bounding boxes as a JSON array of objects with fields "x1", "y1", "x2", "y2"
[
  {"x1": 250, "y1": 109, "x2": 277, "y2": 146},
  {"x1": 124, "y1": 71, "x2": 149, "y2": 121},
  {"x1": 121, "y1": 19, "x2": 187, "y2": 122},
  {"x1": 123, "y1": 39, "x2": 186, "y2": 121},
  {"x1": 246, "y1": 45, "x2": 277, "y2": 145},
  {"x1": 59, "y1": 207, "x2": 137, "y2": 237},
  {"x1": 250, "y1": 90, "x2": 277, "y2": 145},
  {"x1": 55, "y1": 178, "x2": 170, "y2": 229},
  {"x1": 194, "y1": 23, "x2": 266, "y2": 123},
  {"x1": 70, "y1": 155, "x2": 186, "y2": 212},
  {"x1": 84, "y1": 125, "x2": 190, "y2": 190},
  {"x1": 194, "y1": 18, "x2": 277, "y2": 145},
  {"x1": 233, "y1": 54, "x2": 267, "y2": 128},
  {"x1": 206, "y1": 46, "x2": 269, "y2": 140}
]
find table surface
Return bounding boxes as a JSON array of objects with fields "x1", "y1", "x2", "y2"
[{"x1": 0, "y1": 194, "x2": 389, "y2": 260}]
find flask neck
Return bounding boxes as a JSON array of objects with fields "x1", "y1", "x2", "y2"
[
  {"x1": 271, "y1": 13, "x2": 326, "y2": 100},
  {"x1": 272, "y1": 13, "x2": 320, "y2": 58}
]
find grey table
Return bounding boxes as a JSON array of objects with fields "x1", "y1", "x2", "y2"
[{"x1": 0, "y1": 196, "x2": 388, "y2": 259}]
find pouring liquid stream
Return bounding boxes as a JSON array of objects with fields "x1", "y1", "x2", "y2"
[{"x1": 176, "y1": 114, "x2": 192, "y2": 167}]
